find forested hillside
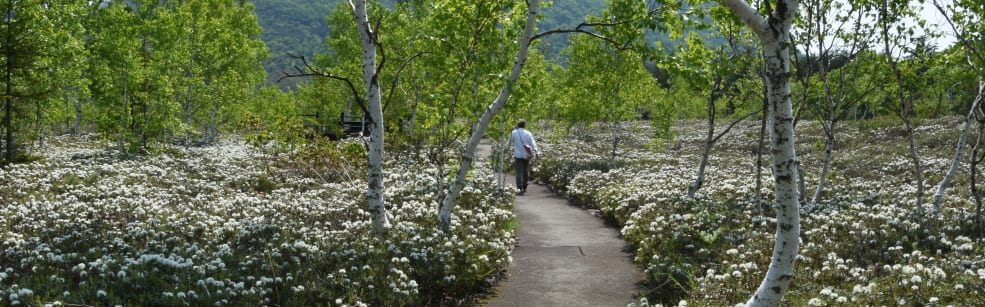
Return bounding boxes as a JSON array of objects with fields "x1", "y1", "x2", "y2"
[
  {"x1": 253, "y1": 0, "x2": 336, "y2": 88},
  {"x1": 253, "y1": 0, "x2": 608, "y2": 89}
]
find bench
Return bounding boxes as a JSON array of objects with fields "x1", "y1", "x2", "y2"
[{"x1": 341, "y1": 113, "x2": 369, "y2": 136}]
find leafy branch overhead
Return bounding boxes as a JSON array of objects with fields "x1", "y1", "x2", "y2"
[{"x1": 279, "y1": 52, "x2": 372, "y2": 124}]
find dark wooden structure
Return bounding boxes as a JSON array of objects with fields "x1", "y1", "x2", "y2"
[{"x1": 341, "y1": 113, "x2": 369, "y2": 137}]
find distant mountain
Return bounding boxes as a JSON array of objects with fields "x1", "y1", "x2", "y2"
[
  {"x1": 254, "y1": 0, "x2": 338, "y2": 89},
  {"x1": 253, "y1": 0, "x2": 612, "y2": 89},
  {"x1": 536, "y1": 0, "x2": 609, "y2": 61}
]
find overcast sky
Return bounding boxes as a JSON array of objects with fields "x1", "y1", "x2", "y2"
[{"x1": 918, "y1": 1, "x2": 958, "y2": 48}]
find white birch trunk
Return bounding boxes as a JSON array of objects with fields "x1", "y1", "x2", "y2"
[
  {"x1": 437, "y1": 0, "x2": 539, "y2": 230},
  {"x1": 351, "y1": 0, "x2": 390, "y2": 233},
  {"x1": 718, "y1": 0, "x2": 801, "y2": 305},
  {"x1": 932, "y1": 80, "x2": 985, "y2": 220}
]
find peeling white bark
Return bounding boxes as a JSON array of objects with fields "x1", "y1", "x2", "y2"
[
  {"x1": 351, "y1": 0, "x2": 390, "y2": 233},
  {"x1": 718, "y1": 0, "x2": 801, "y2": 305}
]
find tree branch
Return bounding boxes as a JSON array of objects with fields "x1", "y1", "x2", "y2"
[
  {"x1": 384, "y1": 51, "x2": 430, "y2": 113},
  {"x1": 531, "y1": 21, "x2": 636, "y2": 50},
  {"x1": 718, "y1": 0, "x2": 768, "y2": 38},
  {"x1": 278, "y1": 52, "x2": 372, "y2": 123},
  {"x1": 931, "y1": 0, "x2": 984, "y2": 76},
  {"x1": 712, "y1": 108, "x2": 761, "y2": 143}
]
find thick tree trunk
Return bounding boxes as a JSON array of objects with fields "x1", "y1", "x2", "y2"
[
  {"x1": 719, "y1": 0, "x2": 801, "y2": 305},
  {"x1": 352, "y1": 0, "x2": 390, "y2": 233},
  {"x1": 932, "y1": 81, "x2": 985, "y2": 221},
  {"x1": 437, "y1": 0, "x2": 539, "y2": 230}
]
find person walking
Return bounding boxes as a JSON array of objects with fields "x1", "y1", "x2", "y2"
[{"x1": 509, "y1": 120, "x2": 539, "y2": 195}]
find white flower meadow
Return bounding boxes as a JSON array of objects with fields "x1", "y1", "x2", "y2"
[
  {"x1": 536, "y1": 118, "x2": 985, "y2": 306},
  {"x1": 1, "y1": 137, "x2": 515, "y2": 305}
]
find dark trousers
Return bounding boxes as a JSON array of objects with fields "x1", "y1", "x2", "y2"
[{"x1": 515, "y1": 158, "x2": 530, "y2": 191}]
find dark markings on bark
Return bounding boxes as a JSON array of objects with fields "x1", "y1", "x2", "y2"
[
  {"x1": 779, "y1": 274, "x2": 793, "y2": 281},
  {"x1": 778, "y1": 42, "x2": 790, "y2": 52},
  {"x1": 771, "y1": 286, "x2": 782, "y2": 294},
  {"x1": 780, "y1": 223, "x2": 793, "y2": 231},
  {"x1": 777, "y1": 175, "x2": 792, "y2": 183}
]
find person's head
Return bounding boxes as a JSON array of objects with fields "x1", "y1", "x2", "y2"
[{"x1": 517, "y1": 120, "x2": 526, "y2": 129}]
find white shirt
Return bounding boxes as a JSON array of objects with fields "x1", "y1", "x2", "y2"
[{"x1": 510, "y1": 128, "x2": 539, "y2": 159}]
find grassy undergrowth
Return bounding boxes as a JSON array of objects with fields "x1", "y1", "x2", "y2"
[{"x1": 532, "y1": 117, "x2": 985, "y2": 306}]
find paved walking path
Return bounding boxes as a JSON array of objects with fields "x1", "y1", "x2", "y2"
[{"x1": 478, "y1": 141, "x2": 646, "y2": 307}]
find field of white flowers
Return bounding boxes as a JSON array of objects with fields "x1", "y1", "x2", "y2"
[
  {"x1": 532, "y1": 117, "x2": 985, "y2": 306},
  {"x1": 0, "y1": 136, "x2": 515, "y2": 306}
]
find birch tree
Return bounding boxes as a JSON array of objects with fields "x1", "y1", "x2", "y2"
[
  {"x1": 931, "y1": 0, "x2": 985, "y2": 233},
  {"x1": 716, "y1": 0, "x2": 802, "y2": 305},
  {"x1": 558, "y1": 34, "x2": 658, "y2": 168},
  {"x1": 867, "y1": 0, "x2": 928, "y2": 222},
  {"x1": 350, "y1": 0, "x2": 390, "y2": 233},
  {"x1": 794, "y1": 0, "x2": 876, "y2": 207},
  {"x1": 437, "y1": 0, "x2": 540, "y2": 231},
  {"x1": 934, "y1": 82, "x2": 985, "y2": 216},
  {"x1": 679, "y1": 24, "x2": 762, "y2": 200}
]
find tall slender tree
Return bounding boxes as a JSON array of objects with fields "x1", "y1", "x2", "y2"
[
  {"x1": 351, "y1": 0, "x2": 391, "y2": 233},
  {"x1": 795, "y1": 0, "x2": 876, "y2": 207},
  {"x1": 868, "y1": 0, "x2": 927, "y2": 222},
  {"x1": 932, "y1": 0, "x2": 985, "y2": 235},
  {"x1": 1, "y1": 0, "x2": 49, "y2": 162},
  {"x1": 716, "y1": 0, "x2": 802, "y2": 305},
  {"x1": 438, "y1": 0, "x2": 541, "y2": 230},
  {"x1": 43, "y1": 0, "x2": 90, "y2": 138}
]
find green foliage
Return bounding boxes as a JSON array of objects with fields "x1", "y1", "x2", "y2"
[
  {"x1": 1, "y1": 0, "x2": 59, "y2": 161},
  {"x1": 76, "y1": 0, "x2": 270, "y2": 152}
]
